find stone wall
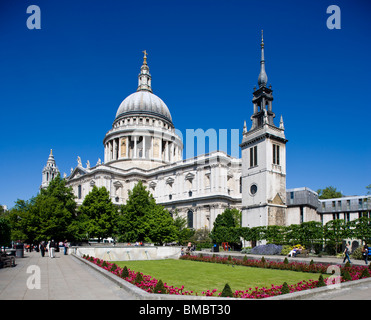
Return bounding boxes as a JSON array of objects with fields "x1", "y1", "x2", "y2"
[{"x1": 70, "y1": 246, "x2": 181, "y2": 261}]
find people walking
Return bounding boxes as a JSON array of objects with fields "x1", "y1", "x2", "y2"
[
  {"x1": 362, "y1": 243, "x2": 369, "y2": 265},
  {"x1": 49, "y1": 240, "x2": 55, "y2": 258},
  {"x1": 343, "y1": 242, "x2": 352, "y2": 264},
  {"x1": 64, "y1": 240, "x2": 69, "y2": 255},
  {"x1": 40, "y1": 242, "x2": 45, "y2": 257}
]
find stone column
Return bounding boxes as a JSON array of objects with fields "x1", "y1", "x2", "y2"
[
  {"x1": 170, "y1": 142, "x2": 174, "y2": 163},
  {"x1": 142, "y1": 136, "x2": 146, "y2": 159},
  {"x1": 165, "y1": 140, "x2": 169, "y2": 162},
  {"x1": 133, "y1": 136, "x2": 137, "y2": 158}
]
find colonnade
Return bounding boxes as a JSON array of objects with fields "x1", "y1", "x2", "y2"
[{"x1": 104, "y1": 135, "x2": 181, "y2": 163}]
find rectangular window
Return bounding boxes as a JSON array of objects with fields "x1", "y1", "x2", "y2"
[
  {"x1": 250, "y1": 146, "x2": 258, "y2": 168},
  {"x1": 300, "y1": 206, "x2": 304, "y2": 224},
  {"x1": 273, "y1": 144, "x2": 280, "y2": 165},
  {"x1": 78, "y1": 185, "x2": 82, "y2": 199}
]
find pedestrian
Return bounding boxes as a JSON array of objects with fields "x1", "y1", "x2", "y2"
[
  {"x1": 40, "y1": 242, "x2": 45, "y2": 257},
  {"x1": 187, "y1": 242, "x2": 192, "y2": 251},
  {"x1": 343, "y1": 242, "x2": 351, "y2": 264},
  {"x1": 64, "y1": 240, "x2": 69, "y2": 255},
  {"x1": 362, "y1": 243, "x2": 369, "y2": 265},
  {"x1": 49, "y1": 240, "x2": 55, "y2": 258}
]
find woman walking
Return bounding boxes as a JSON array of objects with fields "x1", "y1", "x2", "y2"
[{"x1": 343, "y1": 242, "x2": 351, "y2": 264}]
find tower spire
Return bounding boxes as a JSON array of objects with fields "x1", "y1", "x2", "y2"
[
  {"x1": 137, "y1": 50, "x2": 153, "y2": 92},
  {"x1": 258, "y1": 30, "x2": 268, "y2": 88}
]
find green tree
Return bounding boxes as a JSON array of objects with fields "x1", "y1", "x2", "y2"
[
  {"x1": 265, "y1": 225, "x2": 286, "y2": 244},
  {"x1": 366, "y1": 184, "x2": 371, "y2": 195},
  {"x1": 6, "y1": 199, "x2": 35, "y2": 242},
  {"x1": 33, "y1": 174, "x2": 77, "y2": 242},
  {"x1": 118, "y1": 181, "x2": 178, "y2": 244},
  {"x1": 324, "y1": 219, "x2": 348, "y2": 253},
  {"x1": 351, "y1": 216, "x2": 371, "y2": 243},
  {"x1": 0, "y1": 217, "x2": 11, "y2": 247},
  {"x1": 172, "y1": 210, "x2": 194, "y2": 245},
  {"x1": 78, "y1": 186, "x2": 118, "y2": 242},
  {"x1": 5, "y1": 175, "x2": 77, "y2": 243},
  {"x1": 316, "y1": 186, "x2": 343, "y2": 199},
  {"x1": 210, "y1": 208, "x2": 241, "y2": 245}
]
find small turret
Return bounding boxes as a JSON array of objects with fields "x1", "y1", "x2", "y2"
[{"x1": 41, "y1": 149, "x2": 60, "y2": 189}]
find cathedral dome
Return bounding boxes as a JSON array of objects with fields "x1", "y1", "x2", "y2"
[
  {"x1": 115, "y1": 90, "x2": 172, "y2": 124},
  {"x1": 115, "y1": 50, "x2": 173, "y2": 125}
]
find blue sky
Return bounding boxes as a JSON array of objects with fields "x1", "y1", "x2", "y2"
[{"x1": 0, "y1": 0, "x2": 370, "y2": 209}]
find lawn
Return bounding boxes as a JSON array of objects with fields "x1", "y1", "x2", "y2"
[{"x1": 112, "y1": 259, "x2": 322, "y2": 294}]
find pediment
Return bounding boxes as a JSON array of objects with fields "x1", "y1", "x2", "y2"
[
  {"x1": 68, "y1": 167, "x2": 87, "y2": 180},
  {"x1": 166, "y1": 177, "x2": 174, "y2": 185},
  {"x1": 113, "y1": 180, "x2": 123, "y2": 188},
  {"x1": 185, "y1": 172, "x2": 195, "y2": 181},
  {"x1": 271, "y1": 193, "x2": 284, "y2": 205}
]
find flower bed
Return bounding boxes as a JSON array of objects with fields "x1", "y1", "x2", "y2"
[{"x1": 81, "y1": 254, "x2": 371, "y2": 299}]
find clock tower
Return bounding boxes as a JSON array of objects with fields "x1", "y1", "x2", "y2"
[{"x1": 240, "y1": 31, "x2": 288, "y2": 229}]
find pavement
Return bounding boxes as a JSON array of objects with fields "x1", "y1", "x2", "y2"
[
  {"x1": 0, "y1": 250, "x2": 136, "y2": 300},
  {"x1": 0, "y1": 249, "x2": 370, "y2": 300}
]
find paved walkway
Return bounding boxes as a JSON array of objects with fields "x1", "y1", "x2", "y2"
[{"x1": 0, "y1": 250, "x2": 136, "y2": 300}]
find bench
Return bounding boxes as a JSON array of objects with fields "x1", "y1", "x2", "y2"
[
  {"x1": 295, "y1": 249, "x2": 309, "y2": 258},
  {"x1": 0, "y1": 253, "x2": 16, "y2": 268}
]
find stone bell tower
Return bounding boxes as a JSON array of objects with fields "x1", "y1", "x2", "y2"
[
  {"x1": 41, "y1": 149, "x2": 60, "y2": 189},
  {"x1": 240, "y1": 31, "x2": 288, "y2": 228}
]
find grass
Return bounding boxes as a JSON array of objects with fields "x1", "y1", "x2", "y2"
[{"x1": 112, "y1": 259, "x2": 322, "y2": 294}]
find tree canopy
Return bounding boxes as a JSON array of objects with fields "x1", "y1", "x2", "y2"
[
  {"x1": 76, "y1": 186, "x2": 119, "y2": 242},
  {"x1": 316, "y1": 186, "x2": 343, "y2": 199},
  {"x1": 5, "y1": 174, "x2": 77, "y2": 243},
  {"x1": 210, "y1": 208, "x2": 241, "y2": 245},
  {"x1": 118, "y1": 181, "x2": 178, "y2": 244}
]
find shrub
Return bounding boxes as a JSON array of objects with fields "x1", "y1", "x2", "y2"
[
  {"x1": 280, "y1": 245, "x2": 292, "y2": 256},
  {"x1": 316, "y1": 274, "x2": 326, "y2": 287},
  {"x1": 360, "y1": 268, "x2": 370, "y2": 279},
  {"x1": 251, "y1": 244, "x2": 282, "y2": 255},
  {"x1": 154, "y1": 279, "x2": 166, "y2": 294},
  {"x1": 110, "y1": 263, "x2": 117, "y2": 272},
  {"x1": 342, "y1": 270, "x2": 352, "y2": 281},
  {"x1": 351, "y1": 247, "x2": 363, "y2": 260},
  {"x1": 221, "y1": 283, "x2": 233, "y2": 297},
  {"x1": 283, "y1": 257, "x2": 289, "y2": 265},
  {"x1": 121, "y1": 266, "x2": 129, "y2": 278},
  {"x1": 281, "y1": 282, "x2": 290, "y2": 294},
  {"x1": 135, "y1": 272, "x2": 144, "y2": 284},
  {"x1": 261, "y1": 256, "x2": 266, "y2": 264}
]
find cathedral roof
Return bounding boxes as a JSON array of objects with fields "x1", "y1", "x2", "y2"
[
  {"x1": 115, "y1": 90, "x2": 172, "y2": 124},
  {"x1": 115, "y1": 51, "x2": 173, "y2": 125}
]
